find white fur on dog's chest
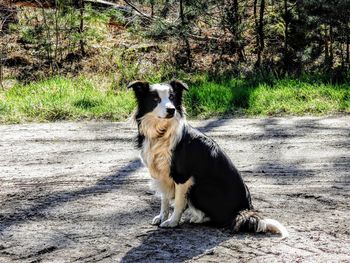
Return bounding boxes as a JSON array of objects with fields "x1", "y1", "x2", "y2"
[
  {"x1": 141, "y1": 137, "x2": 176, "y2": 199},
  {"x1": 139, "y1": 113, "x2": 183, "y2": 178},
  {"x1": 139, "y1": 113, "x2": 185, "y2": 199},
  {"x1": 141, "y1": 137, "x2": 172, "y2": 179}
]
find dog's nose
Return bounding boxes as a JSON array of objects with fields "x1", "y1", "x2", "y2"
[{"x1": 166, "y1": 108, "x2": 175, "y2": 115}]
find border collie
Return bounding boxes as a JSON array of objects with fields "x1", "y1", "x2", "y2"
[{"x1": 128, "y1": 79, "x2": 288, "y2": 238}]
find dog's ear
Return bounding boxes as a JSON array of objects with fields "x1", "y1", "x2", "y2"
[
  {"x1": 127, "y1": 80, "x2": 149, "y2": 94},
  {"x1": 170, "y1": 79, "x2": 189, "y2": 92}
]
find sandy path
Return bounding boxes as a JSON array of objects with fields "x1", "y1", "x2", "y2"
[{"x1": 0, "y1": 116, "x2": 349, "y2": 262}]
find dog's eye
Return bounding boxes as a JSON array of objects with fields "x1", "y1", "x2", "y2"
[
  {"x1": 169, "y1": 94, "x2": 174, "y2": 100},
  {"x1": 153, "y1": 96, "x2": 160, "y2": 103}
]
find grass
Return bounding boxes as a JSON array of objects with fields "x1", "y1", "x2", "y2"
[
  {"x1": 247, "y1": 80, "x2": 350, "y2": 116},
  {"x1": 0, "y1": 75, "x2": 349, "y2": 124},
  {"x1": 0, "y1": 77, "x2": 135, "y2": 124},
  {"x1": 185, "y1": 76, "x2": 350, "y2": 118}
]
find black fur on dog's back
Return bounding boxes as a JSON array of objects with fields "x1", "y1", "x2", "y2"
[
  {"x1": 169, "y1": 125, "x2": 288, "y2": 237},
  {"x1": 170, "y1": 125, "x2": 253, "y2": 227}
]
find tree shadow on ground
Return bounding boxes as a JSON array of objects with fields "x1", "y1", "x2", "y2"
[
  {"x1": 119, "y1": 221, "x2": 275, "y2": 262},
  {"x1": 120, "y1": 225, "x2": 230, "y2": 263},
  {"x1": 249, "y1": 118, "x2": 312, "y2": 182},
  {"x1": 0, "y1": 158, "x2": 143, "y2": 234},
  {"x1": 197, "y1": 118, "x2": 231, "y2": 133},
  {"x1": 248, "y1": 117, "x2": 350, "y2": 185}
]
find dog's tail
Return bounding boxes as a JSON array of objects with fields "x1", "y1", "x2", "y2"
[{"x1": 231, "y1": 210, "x2": 289, "y2": 239}]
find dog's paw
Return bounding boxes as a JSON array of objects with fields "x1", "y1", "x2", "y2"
[
  {"x1": 159, "y1": 219, "x2": 178, "y2": 228},
  {"x1": 189, "y1": 216, "x2": 210, "y2": 224},
  {"x1": 151, "y1": 215, "x2": 162, "y2": 225},
  {"x1": 189, "y1": 215, "x2": 201, "y2": 224}
]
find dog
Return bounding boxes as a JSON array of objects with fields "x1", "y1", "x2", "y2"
[{"x1": 128, "y1": 79, "x2": 288, "y2": 238}]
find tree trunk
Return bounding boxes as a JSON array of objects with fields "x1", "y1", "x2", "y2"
[
  {"x1": 233, "y1": 0, "x2": 239, "y2": 24},
  {"x1": 160, "y1": 0, "x2": 170, "y2": 18},
  {"x1": 54, "y1": 2, "x2": 59, "y2": 67},
  {"x1": 0, "y1": 46, "x2": 3, "y2": 88},
  {"x1": 284, "y1": 0, "x2": 288, "y2": 53},
  {"x1": 184, "y1": 38, "x2": 192, "y2": 68},
  {"x1": 341, "y1": 43, "x2": 345, "y2": 69},
  {"x1": 40, "y1": 6, "x2": 52, "y2": 70},
  {"x1": 283, "y1": 0, "x2": 290, "y2": 73},
  {"x1": 0, "y1": 17, "x2": 5, "y2": 88},
  {"x1": 346, "y1": 33, "x2": 349, "y2": 64},
  {"x1": 329, "y1": 25, "x2": 333, "y2": 67},
  {"x1": 254, "y1": 0, "x2": 260, "y2": 66},
  {"x1": 79, "y1": 0, "x2": 85, "y2": 56},
  {"x1": 324, "y1": 28, "x2": 329, "y2": 64},
  {"x1": 255, "y1": 0, "x2": 265, "y2": 67},
  {"x1": 324, "y1": 26, "x2": 335, "y2": 70},
  {"x1": 150, "y1": 0, "x2": 154, "y2": 18},
  {"x1": 234, "y1": 0, "x2": 245, "y2": 61},
  {"x1": 179, "y1": 0, "x2": 185, "y2": 24},
  {"x1": 179, "y1": 0, "x2": 192, "y2": 68},
  {"x1": 258, "y1": 0, "x2": 265, "y2": 52}
]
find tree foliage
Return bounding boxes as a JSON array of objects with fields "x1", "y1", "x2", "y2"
[
  {"x1": 147, "y1": 0, "x2": 349, "y2": 76},
  {"x1": 1, "y1": 0, "x2": 350, "y2": 82}
]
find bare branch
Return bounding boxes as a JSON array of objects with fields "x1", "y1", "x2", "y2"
[{"x1": 123, "y1": 0, "x2": 153, "y2": 21}]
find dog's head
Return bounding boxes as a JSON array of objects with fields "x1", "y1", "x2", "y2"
[{"x1": 128, "y1": 80, "x2": 188, "y2": 121}]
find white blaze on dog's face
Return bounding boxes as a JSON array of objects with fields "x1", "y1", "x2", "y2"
[{"x1": 150, "y1": 84, "x2": 176, "y2": 119}]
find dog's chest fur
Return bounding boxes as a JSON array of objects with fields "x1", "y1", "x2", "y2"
[{"x1": 139, "y1": 114, "x2": 183, "y2": 198}]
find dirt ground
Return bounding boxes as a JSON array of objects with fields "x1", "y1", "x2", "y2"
[{"x1": 0, "y1": 116, "x2": 349, "y2": 263}]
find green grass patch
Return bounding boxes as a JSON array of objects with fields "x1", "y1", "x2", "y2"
[
  {"x1": 185, "y1": 77, "x2": 350, "y2": 118},
  {"x1": 0, "y1": 76, "x2": 135, "y2": 124},
  {"x1": 0, "y1": 75, "x2": 349, "y2": 124},
  {"x1": 246, "y1": 81, "x2": 349, "y2": 116}
]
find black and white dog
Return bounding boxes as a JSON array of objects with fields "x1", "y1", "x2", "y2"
[{"x1": 128, "y1": 79, "x2": 288, "y2": 238}]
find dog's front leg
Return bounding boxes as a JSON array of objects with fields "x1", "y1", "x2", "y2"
[
  {"x1": 160, "y1": 181, "x2": 191, "y2": 228},
  {"x1": 151, "y1": 194, "x2": 170, "y2": 225}
]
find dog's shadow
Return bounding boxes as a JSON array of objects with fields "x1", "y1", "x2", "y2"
[{"x1": 120, "y1": 223, "x2": 234, "y2": 262}]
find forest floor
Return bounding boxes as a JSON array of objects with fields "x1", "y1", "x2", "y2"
[{"x1": 0, "y1": 116, "x2": 349, "y2": 262}]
